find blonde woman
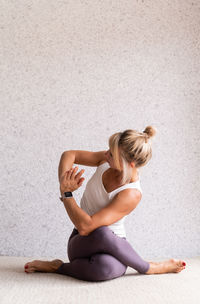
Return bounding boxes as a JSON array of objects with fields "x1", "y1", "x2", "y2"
[{"x1": 24, "y1": 126, "x2": 186, "y2": 281}]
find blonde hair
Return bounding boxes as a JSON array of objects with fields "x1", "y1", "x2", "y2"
[{"x1": 108, "y1": 126, "x2": 157, "y2": 185}]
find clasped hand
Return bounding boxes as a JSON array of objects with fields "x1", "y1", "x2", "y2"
[{"x1": 60, "y1": 167, "x2": 85, "y2": 195}]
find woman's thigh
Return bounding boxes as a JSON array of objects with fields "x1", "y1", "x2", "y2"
[{"x1": 67, "y1": 226, "x2": 120, "y2": 262}]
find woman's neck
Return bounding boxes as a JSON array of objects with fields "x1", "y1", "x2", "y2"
[
  {"x1": 110, "y1": 168, "x2": 139, "y2": 183},
  {"x1": 130, "y1": 171, "x2": 139, "y2": 182}
]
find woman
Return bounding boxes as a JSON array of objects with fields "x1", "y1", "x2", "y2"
[{"x1": 24, "y1": 126, "x2": 186, "y2": 281}]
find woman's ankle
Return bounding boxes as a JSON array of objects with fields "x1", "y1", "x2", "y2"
[{"x1": 144, "y1": 262, "x2": 162, "y2": 274}]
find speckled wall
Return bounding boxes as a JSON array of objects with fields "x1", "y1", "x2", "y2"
[{"x1": 0, "y1": 0, "x2": 199, "y2": 260}]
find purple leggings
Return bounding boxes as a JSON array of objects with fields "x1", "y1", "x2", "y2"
[{"x1": 55, "y1": 225, "x2": 150, "y2": 281}]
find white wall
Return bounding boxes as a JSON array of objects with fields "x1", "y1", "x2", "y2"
[{"x1": 0, "y1": 0, "x2": 199, "y2": 259}]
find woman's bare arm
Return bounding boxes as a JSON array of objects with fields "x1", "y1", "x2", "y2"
[
  {"x1": 58, "y1": 151, "x2": 75, "y2": 184},
  {"x1": 58, "y1": 150, "x2": 107, "y2": 184}
]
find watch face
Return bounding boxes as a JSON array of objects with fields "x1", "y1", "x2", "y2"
[{"x1": 64, "y1": 192, "x2": 73, "y2": 197}]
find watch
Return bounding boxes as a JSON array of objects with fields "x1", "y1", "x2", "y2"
[{"x1": 62, "y1": 191, "x2": 73, "y2": 199}]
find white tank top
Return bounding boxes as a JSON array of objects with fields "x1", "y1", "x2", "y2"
[{"x1": 76, "y1": 162, "x2": 142, "y2": 238}]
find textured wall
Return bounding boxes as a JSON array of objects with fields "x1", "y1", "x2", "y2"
[{"x1": 0, "y1": 0, "x2": 199, "y2": 259}]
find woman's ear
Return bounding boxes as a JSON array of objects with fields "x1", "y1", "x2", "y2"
[{"x1": 130, "y1": 161, "x2": 135, "y2": 168}]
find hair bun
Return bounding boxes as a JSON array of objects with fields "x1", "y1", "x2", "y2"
[{"x1": 143, "y1": 125, "x2": 157, "y2": 138}]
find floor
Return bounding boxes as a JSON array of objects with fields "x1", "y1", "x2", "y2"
[{"x1": 0, "y1": 255, "x2": 200, "y2": 304}]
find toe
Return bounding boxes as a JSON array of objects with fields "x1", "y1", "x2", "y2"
[
  {"x1": 24, "y1": 262, "x2": 35, "y2": 271},
  {"x1": 24, "y1": 263, "x2": 29, "y2": 269},
  {"x1": 179, "y1": 261, "x2": 186, "y2": 267},
  {"x1": 25, "y1": 266, "x2": 35, "y2": 273},
  {"x1": 177, "y1": 260, "x2": 185, "y2": 267},
  {"x1": 176, "y1": 265, "x2": 185, "y2": 272}
]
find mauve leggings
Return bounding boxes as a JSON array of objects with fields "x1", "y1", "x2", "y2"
[{"x1": 55, "y1": 225, "x2": 150, "y2": 282}]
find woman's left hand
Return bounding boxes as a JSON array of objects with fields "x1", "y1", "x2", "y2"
[{"x1": 60, "y1": 166, "x2": 85, "y2": 194}]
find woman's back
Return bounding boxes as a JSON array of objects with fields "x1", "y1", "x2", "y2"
[{"x1": 79, "y1": 162, "x2": 142, "y2": 238}]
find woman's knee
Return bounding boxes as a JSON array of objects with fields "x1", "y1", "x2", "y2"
[{"x1": 89, "y1": 226, "x2": 112, "y2": 239}]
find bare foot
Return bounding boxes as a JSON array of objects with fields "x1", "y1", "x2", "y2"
[
  {"x1": 148, "y1": 261, "x2": 161, "y2": 265},
  {"x1": 145, "y1": 259, "x2": 186, "y2": 275},
  {"x1": 24, "y1": 259, "x2": 63, "y2": 273}
]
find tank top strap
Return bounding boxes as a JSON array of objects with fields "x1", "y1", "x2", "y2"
[{"x1": 97, "y1": 162, "x2": 109, "y2": 173}]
